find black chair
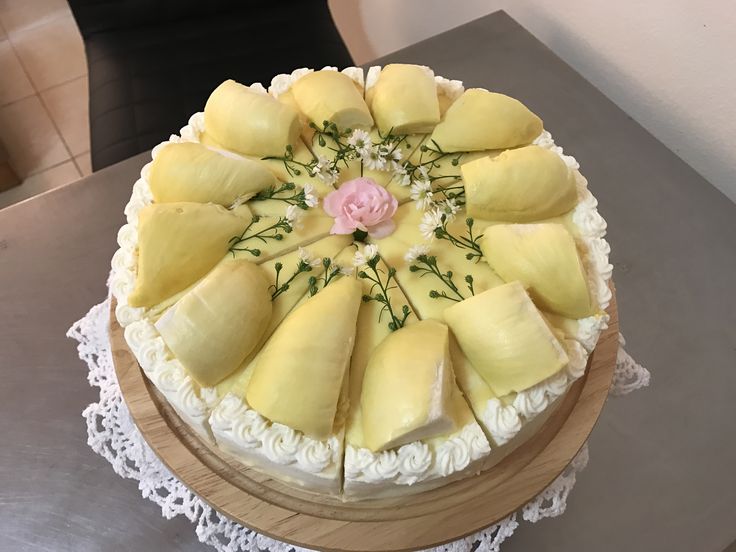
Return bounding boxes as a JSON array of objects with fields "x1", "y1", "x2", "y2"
[{"x1": 68, "y1": 0, "x2": 353, "y2": 171}]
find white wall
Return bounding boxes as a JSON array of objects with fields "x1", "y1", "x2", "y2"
[{"x1": 329, "y1": 0, "x2": 736, "y2": 203}]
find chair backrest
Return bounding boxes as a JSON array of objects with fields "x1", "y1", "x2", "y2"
[{"x1": 67, "y1": 0, "x2": 304, "y2": 37}]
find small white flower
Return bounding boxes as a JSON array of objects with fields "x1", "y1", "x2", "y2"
[
  {"x1": 410, "y1": 179, "x2": 434, "y2": 210},
  {"x1": 417, "y1": 165, "x2": 429, "y2": 180},
  {"x1": 352, "y1": 243, "x2": 380, "y2": 268},
  {"x1": 302, "y1": 183, "x2": 319, "y2": 208},
  {"x1": 347, "y1": 129, "x2": 372, "y2": 157},
  {"x1": 352, "y1": 251, "x2": 367, "y2": 268},
  {"x1": 419, "y1": 208, "x2": 444, "y2": 241},
  {"x1": 363, "y1": 145, "x2": 387, "y2": 171},
  {"x1": 404, "y1": 244, "x2": 430, "y2": 263},
  {"x1": 389, "y1": 148, "x2": 403, "y2": 170},
  {"x1": 364, "y1": 243, "x2": 379, "y2": 260},
  {"x1": 285, "y1": 204, "x2": 304, "y2": 230},
  {"x1": 393, "y1": 165, "x2": 411, "y2": 186},
  {"x1": 310, "y1": 155, "x2": 327, "y2": 173},
  {"x1": 298, "y1": 247, "x2": 322, "y2": 268},
  {"x1": 338, "y1": 265, "x2": 355, "y2": 276},
  {"x1": 311, "y1": 155, "x2": 338, "y2": 185},
  {"x1": 440, "y1": 198, "x2": 460, "y2": 219}
]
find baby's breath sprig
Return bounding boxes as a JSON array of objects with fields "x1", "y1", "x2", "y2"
[
  {"x1": 401, "y1": 139, "x2": 467, "y2": 184},
  {"x1": 354, "y1": 246, "x2": 411, "y2": 331},
  {"x1": 261, "y1": 144, "x2": 314, "y2": 178},
  {"x1": 307, "y1": 257, "x2": 351, "y2": 296},
  {"x1": 251, "y1": 182, "x2": 318, "y2": 210},
  {"x1": 313, "y1": 122, "x2": 409, "y2": 174},
  {"x1": 270, "y1": 253, "x2": 317, "y2": 300},
  {"x1": 437, "y1": 217, "x2": 484, "y2": 262},
  {"x1": 420, "y1": 211, "x2": 484, "y2": 262},
  {"x1": 309, "y1": 121, "x2": 355, "y2": 172},
  {"x1": 432, "y1": 184, "x2": 466, "y2": 207},
  {"x1": 228, "y1": 215, "x2": 293, "y2": 257},
  {"x1": 409, "y1": 254, "x2": 466, "y2": 302}
]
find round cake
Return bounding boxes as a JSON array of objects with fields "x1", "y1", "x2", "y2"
[{"x1": 110, "y1": 64, "x2": 612, "y2": 501}]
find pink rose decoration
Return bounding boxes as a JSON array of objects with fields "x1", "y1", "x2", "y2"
[{"x1": 323, "y1": 178, "x2": 398, "y2": 238}]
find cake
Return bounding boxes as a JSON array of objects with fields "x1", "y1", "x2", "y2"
[{"x1": 110, "y1": 64, "x2": 612, "y2": 500}]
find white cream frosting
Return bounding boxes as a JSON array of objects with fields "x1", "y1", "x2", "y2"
[
  {"x1": 269, "y1": 67, "x2": 313, "y2": 97},
  {"x1": 110, "y1": 220, "x2": 144, "y2": 326},
  {"x1": 123, "y1": 319, "x2": 214, "y2": 423},
  {"x1": 341, "y1": 66, "x2": 365, "y2": 88},
  {"x1": 180, "y1": 112, "x2": 205, "y2": 142},
  {"x1": 344, "y1": 422, "x2": 489, "y2": 486},
  {"x1": 533, "y1": 130, "x2": 580, "y2": 170},
  {"x1": 480, "y1": 398, "x2": 522, "y2": 446},
  {"x1": 435, "y1": 75, "x2": 465, "y2": 101},
  {"x1": 510, "y1": 336, "x2": 591, "y2": 422},
  {"x1": 365, "y1": 66, "x2": 381, "y2": 91},
  {"x1": 513, "y1": 385, "x2": 550, "y2": 420},
  {"x1": 209, "y1": 394, "x2": 341, "y2": 475},
  {"x1": 576, "y1": 314, "x2": 611, "y2": 352},
  {"x1": 564, "y1": 338, "x2": 589, "y2": 379}
]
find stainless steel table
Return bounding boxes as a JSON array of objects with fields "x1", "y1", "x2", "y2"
[{"x1": 1, "y1": 11, "x2": 734, "y2": 552}]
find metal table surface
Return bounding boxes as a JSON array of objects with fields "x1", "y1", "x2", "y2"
[{"x1": 1, "y1": 11, "x2": 734, "y2": 552}]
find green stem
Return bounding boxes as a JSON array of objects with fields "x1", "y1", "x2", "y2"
[
  {"x1": 411, "y1": 255, "x2": 466, "y2": 301},
  {"x1": 229, "y1": 217, "x2": 292, "y2": 258},
  {"x1": 435, "y1": 217, "x2": 483, "y2": 262},
  {"x1": 271, "y1": 261, "x2": 312, "y2": 300},
  {"x1": 251, "y1": 182, "x2": 309, "y2": 209},
  {"x1": 359, "y1": 258, "x2": 411, "y2": 331}
]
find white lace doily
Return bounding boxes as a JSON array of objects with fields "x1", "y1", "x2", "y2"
[{"x1": 67, "y1": 296, "x2": 650, "y2": 552}]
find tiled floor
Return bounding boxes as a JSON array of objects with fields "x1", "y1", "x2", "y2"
[{"x1": 0, "y1": 0, "x2": 90, "y2": 210}]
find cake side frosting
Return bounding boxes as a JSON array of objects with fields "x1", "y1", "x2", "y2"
[
  {"x1": 344, "y1": 421, "x2": 489, "y2": 486},
  {"x1": 209, "y1": 394, "x2": 344, "y2": 493}
]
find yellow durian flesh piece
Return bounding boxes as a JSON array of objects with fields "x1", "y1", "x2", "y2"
[
  {"x1": 155, "y1": 260, "x2": 272, "y2": 387},
  {"x1": 443, "y1": 281, "x2": 569, "y2": 396},
  {"x1": 220, "y1": 245, "x2": 358, "y2": 418},
  {"x1": 273, "y1": 87, "x2": 313, "y2": 142},
  {"x1": 345, "y1": 257, "x2": 418, "y2": 448},
  {"x1": 246, "y1": 277, "x2": 362, "y2": 440},
  {"x1": 461, "y1": 145, "x2": 578, "y2": 222},
  {"x1": 369, "y1": 64, "x2": 441, "y2": 135},
  {"x1": 481, "y1": 223, "x2": 593, "y2": 319},
  {"x1": 430, "y1": 88, "x2": 542, "y2": 152},
  {"x1": 148, "y1": 142, "x2": 277, "y2": 205},
  {"x1": 198, "y1": 132, "x2": 333, "y2": 197},
  {"x1": 215, "y1": 236, "x2": 353, "y2": 398},
  {"x1": 129, "y1": 203, "x2": 252, "y2": 308},
  {"x1": 204, "y1": 79, "x2": 301, "y2": 158},
  {"x1": 360, "y1": 319, "x2": 456, "y2": 452},
  {"x1": 292, "y1": 70, "x2": 373, "y2": 131},
  {"x1": 448, "y1": 335, "x2": 496, "y2": 412}
]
